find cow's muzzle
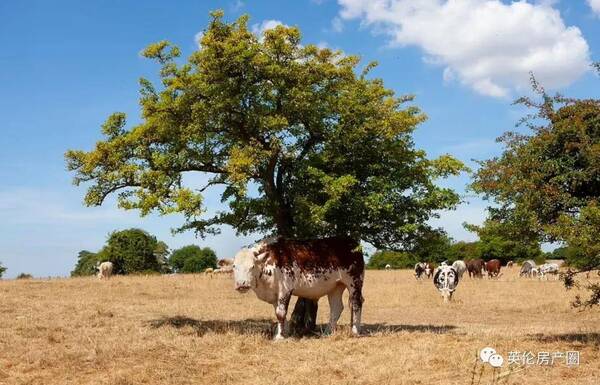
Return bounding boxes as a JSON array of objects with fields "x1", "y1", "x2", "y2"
[{"x1": 235, "y1": 285, "x2": 251, "y2": 293}]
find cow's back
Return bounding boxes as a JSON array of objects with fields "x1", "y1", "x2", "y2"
[{"x1": 267, "y1": 237, "x2": 364, "y2": 274}]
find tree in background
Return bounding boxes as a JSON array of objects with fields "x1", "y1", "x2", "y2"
[
  {"x1": 472, "y1": 71, "x2": 600, "y2": 307},
  {"x1": 445, "y1": 241, "x2": 481, "y2": 262},
  {"x1": 169, "y1": 245, "x2": 217, "y2": 273},
  {"x1": 98, "y1": 229, "x2": 162, "y2": 274},
  {"x1": 0, "y1": 262, "x2": 6, "y2": 278},
  {"x1": 65, "y1": 12, "x2": 465, "y2": 333},
  {"x1": 367, "y1": 250, "x2": 415, "y2": 269},
  {"x1": 154, "y1": 241, "x2": 171, "y2": 273},
  {"x1": 464, "y1": 219, "x2": 543, "y2": 265},
  {"x1": 71, "y1": 250, "x2": 99, "y2": 276}
]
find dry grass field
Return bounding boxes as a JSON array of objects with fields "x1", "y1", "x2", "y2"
[{"x1": 1, "y1": 268, "x2": 599, "y2": 385}]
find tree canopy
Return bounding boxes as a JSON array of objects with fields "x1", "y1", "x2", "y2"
[
  {"x1": 65, "y1": 11, "x2": 464, "y2": 250},
  {"x1": 169, "y1": 245, "x2": 217, "y2": 273},
  {"x1": 471, "y1": 74, "x2": 600, "y2": 307},
  {"x1": 71, "y1": 250, "x2": 99, "y2": 277},
  {"x1": 98, "y1": 228, "x2": 163, "y2": 274}
]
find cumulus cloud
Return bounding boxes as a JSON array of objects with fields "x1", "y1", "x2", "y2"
[
  {"x1": 251, "y1": 19, "x2": 286, "y2": 37},
  {"x1": 588, "y1": 0, "x2": 600, "y2": 16},
  {"x1": 337, "y1": 0, "x2": 591, "y2": 98}
]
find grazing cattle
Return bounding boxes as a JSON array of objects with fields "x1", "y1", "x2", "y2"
[
  {"x1": 520, "y1": 260, "x2": 537, "y2": 278},
  {"x1": 451, "y1": 260, "x2": 467, "y2": 279},
  {"x1": 466, "y1": 259, "x2": 485, "y2": 278},
  {"x1": 433, "y1": 265, "x2": 459, "y2": 302},
  {"x1": 415, "y1": 262, "x2": 426, "y2": 279},
  {"x1": 233, "y1": 237, "x2": 364, "y2": 340},
  {"x1": 96, "y1": 261, "x2": 113, "y2": 280},
  {"x1": 538, "y1": 263, "x2": 559, "y2": 280},
  {"x1": 425, "y1": 263, "x2": 434, "y2": 278},
  {"x1": 385, "y1": 264, "x2": 391, "y2": 270},
  {"x1": 218, "y1": 259, "x2": 233, "y2": 268},
  {"x1": 506, "y1": 261, "x2": 514, "y2": 268},
  {"x1": 485, "y1": 259, "x2": 502, "y2": 278}
]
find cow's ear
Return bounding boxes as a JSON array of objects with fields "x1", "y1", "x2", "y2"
[{"x1": 253, "y1": 251, "x2": 269, "y2": 263}]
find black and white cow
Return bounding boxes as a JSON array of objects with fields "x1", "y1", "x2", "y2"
[
  {"x1": 433, "y1": 265, "x2": 459, "y2": 302},
  {"x1": 233, "y1": 237, "x2": 365, "y2": 340},
  {"x1": 415, "y1": 262, "x2": 433, "y2": 280}
]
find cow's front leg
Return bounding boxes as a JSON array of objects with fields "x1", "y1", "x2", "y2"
[{"x1": 274, "y1": 290, "x2": 292, "y2": 340}]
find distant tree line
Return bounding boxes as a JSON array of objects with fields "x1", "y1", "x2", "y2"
[
  {"x1": 71, "y1": 228, "x2": 218, "y2": 277},
  {"x1": 368, "y1": 221, "x2": 547, "y2": 269}
]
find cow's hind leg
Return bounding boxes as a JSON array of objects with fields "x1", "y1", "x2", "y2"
[
  {"x1": 347, "y1": 277, "x2": 364, "y2": 336},
  {"x1": 327, "y1": 284, "x2": 345, "y2": 335},
  {"x1": 274, "y1": 290, "x2": 292, "y2": 340}
]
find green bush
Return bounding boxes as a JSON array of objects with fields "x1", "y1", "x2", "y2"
[
  {"x1": 367, "y1": 250, "x2": 416, "y2": 269},
  {"x1": 71, "y1": 250, "x2": 99, "y2": 276},
  {"x1": 0, "y1": 262, "x2": 6, "y2": 278},
  {"x1": 169, "y1": 245, "x2": 217, "y2": 273}
]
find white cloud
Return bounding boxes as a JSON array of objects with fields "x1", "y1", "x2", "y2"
[
  {"x1": 230, "y1": 0, "x2": 245, "y2": 12},
  {"x1": 337, "y1": 0, "x2": 591, "y2": 98},
  {"x1": 331, "y1": 16, "x2": 344, "y2": 32},
  {"x1": 251, "y1": 19, "x2": 286, "y2": 37},
  {"x1": 194, "y1": 31, "x2": 204, "y2": 48},
  {"x1": 588, "y1": 0, "x2": 600, "y2": 16}
]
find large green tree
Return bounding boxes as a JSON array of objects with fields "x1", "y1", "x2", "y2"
[
  {"x1": 169, "y1": 245, "x2": 217, "y2": 273},
  {"x1": 98, "y1": 228, "x2": 162, "y2": 274},
  {"x1": 66, "y1": 12, "x2": 464, "y2": 331},
  {"x1": 472, "y1": 73, "x2": 600, "y2": 307}
]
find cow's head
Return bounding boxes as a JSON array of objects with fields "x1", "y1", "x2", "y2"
[
  {"x1": 233, "y1": 246, "x2": 269, "y2": 293},
  {"x1": 434, "y1": 266, "x2": 459, "y2": 303}
]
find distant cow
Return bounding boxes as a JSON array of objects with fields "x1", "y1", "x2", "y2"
[
  {"x1": 538, "y1": 263, "x2": 559, "y2": 280},
  {"x1": 233, "y1": 237, "x2": 364, "y2": 339},
  {"x1": 385, "y1": 264, "x2": 391, "y2": 270},
  {"x1": 506, "y1": 261, "x2": 514, "y2": 268},
  {"x1": 520, "y1": 260, "x2": 537, "y2": 278},
  {"x1": 218, "y1": 259, "x2": 233, "y2": 268},
  {"x1": 415, "y1": 263, "x2": 426, "y2": 279},
  {"x1": 434, "y1": 265, "x2": 459, "y2": 302},
  {"x1": 452, "y1": 260, "x2": 467, "y2": 279},
  {"x1": 485, "y1": 259, "x2": 502, "y2": 278},
  {"x1": 96, "y1": 261, "x2": 113, "y2": 280},
  {"x1": 466, "y1": 259, "x2": 485, "y2": 278}
]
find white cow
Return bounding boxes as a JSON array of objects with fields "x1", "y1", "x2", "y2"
[
  {"x1": 385, "y1": 264, "x2": 391, "y2": 270},
  {"x1": 97, "y1": 261, "x2": 113, "y2": 280},
  {"x1": 233, "y1": 237, "x2": 365, "y2": 340},
  {"x1": 538, "y1": 263, "x2": 560, "y2": 280},
  {"x1": 451, "y1": 260, "x2": 467, "y2": 279}
]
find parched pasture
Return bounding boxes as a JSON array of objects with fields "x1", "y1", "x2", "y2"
[{"x1": 0, "y1": 269, "x2": 598, "y2": 385}]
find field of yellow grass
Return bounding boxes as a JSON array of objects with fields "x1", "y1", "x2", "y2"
[{"x1": 1, "y1": 268, "x2": 598, "y2": 385}]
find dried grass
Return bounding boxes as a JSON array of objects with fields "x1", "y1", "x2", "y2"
[{"x1": 0, "y1": 269, "x2": 598, "y2": 384}]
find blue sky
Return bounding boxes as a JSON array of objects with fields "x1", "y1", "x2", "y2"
[{"x1": 1, "y1": 0, "x2": 598, "y2": 278}]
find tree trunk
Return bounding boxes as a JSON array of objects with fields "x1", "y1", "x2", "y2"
[{"x1": 289, "y1": 298, "x2": 318, "y2": 336}]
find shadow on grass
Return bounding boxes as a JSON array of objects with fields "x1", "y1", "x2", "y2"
[
  {"x1": 528, "y1": 332, "x2": 600, "y2": 346},
  {"x1": 147, "y1": 316, "x2": 457, "y2": 339},
  {"x1": 147, "y1": 316, "x2": 274, "y2": 337}
]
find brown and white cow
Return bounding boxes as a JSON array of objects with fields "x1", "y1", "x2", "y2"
[
  {"x1": 485, "y1": 259, "x2": 502, "y2": 278},
  {"x1": 466, "y1": 259, "x2": 485, "y2": 278},
  {"x1": 233, "y1": 237, "x2": 365, "y2": 340}
]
